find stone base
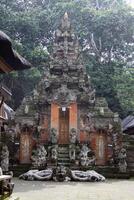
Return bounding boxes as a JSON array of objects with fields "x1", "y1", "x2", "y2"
[
  {"x1": 19, "y1": 168, "x2": 105, "y2": 182},
  {"x1": 10, "y1": 164, "x2": 131, "y2": 179}
]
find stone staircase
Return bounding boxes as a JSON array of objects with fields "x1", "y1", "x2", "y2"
[{"x1": 57, "y1": 145, "x2": 70, "y2": 167}]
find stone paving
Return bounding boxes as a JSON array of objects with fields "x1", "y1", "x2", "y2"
[{"x1": 11, "y1": 178, "x2": 134, "y2": 200}]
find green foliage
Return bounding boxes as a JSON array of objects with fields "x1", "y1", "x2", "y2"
[
  {"x1": 0, "y1": 0, "x2": 133, "y2": 117},
  {"x1": 113, "y1": 67, "x2": 134, "y2": 116}
]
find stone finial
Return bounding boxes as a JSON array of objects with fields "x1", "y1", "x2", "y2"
[
  {"x1": 61, "y1": 12, "x2": 71, "y2": 30},
  {"x1": 64, "y1": 12, "x2": 69, "y2": 20}
]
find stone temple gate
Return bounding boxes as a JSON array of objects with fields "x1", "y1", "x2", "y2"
[{"x1": 15, "y1": 13, "x2": 125, "y2": 172}]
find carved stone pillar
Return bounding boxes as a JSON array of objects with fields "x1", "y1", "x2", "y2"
[
  {"x1": 69, "y1": 103, "x2": 78, "y2": 138},
  {"x1": 50, "y1": 103, "x2": 59, "y2": 140}
]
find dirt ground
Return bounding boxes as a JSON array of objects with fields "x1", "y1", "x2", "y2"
[{"x1": 11, "y1": 178, "x2": 134, "y2": 200}]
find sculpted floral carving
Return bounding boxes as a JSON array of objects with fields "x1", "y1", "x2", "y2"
[{"x1": 31, "y1": 145, "x2": 47, "y2": 169}]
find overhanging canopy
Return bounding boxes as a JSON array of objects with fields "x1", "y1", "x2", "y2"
[
  {"x1": 0, "y1": 30, "x2": 31, "y2": 73},
  {"x1": 122, "y1": 115, "x2": 134, "y2": 132}
]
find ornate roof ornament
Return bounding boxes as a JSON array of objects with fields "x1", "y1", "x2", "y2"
[
  {"x1": 64, "y1": 12, "x2": 69, "y2": 20},
  {"x1": 61, "y1": 12, "x2": 71, "y2": 31},
  {"x1": 53, "y1": 84, "x2": 77, "y2": 106}
]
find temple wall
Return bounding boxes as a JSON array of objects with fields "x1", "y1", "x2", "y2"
[
  {"x1": 79, "y1": 131, "x2": 90, "y2": 143},
  {"x1": 79, "y1": 131, "x2": 113, "y2": 165}
]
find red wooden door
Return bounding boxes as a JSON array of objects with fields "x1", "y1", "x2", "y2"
[
  {"x1": 94, "y1": 132, "x2": 107, "y2": 165},
  {"x1": 59, "y1": 108, "x2": 69, "y2": 144}
]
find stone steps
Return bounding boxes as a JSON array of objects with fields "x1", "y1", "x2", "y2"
[
  {"x1": 58, "y1": 157, "x2": 70, "y2": 161},
  {"x1": 58, "y1": 162, "x2": 70, "y2": 167},
  {"x1": 58, "y1": 153, "x2": 69, "y2": 158},
  {"x1": 57, "y1": 145, "x2": 70, "y2": 167}
]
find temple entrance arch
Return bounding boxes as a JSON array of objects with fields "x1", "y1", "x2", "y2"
[{"x1": 50, "y1": 102, "x2": 78, "y2": 144}]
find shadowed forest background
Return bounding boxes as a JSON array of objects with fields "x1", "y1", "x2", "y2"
[{"x1": 0, "y1": 0, "x2": 133, "y2": 118}]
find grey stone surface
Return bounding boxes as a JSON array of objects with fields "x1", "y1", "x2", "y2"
[{"x1": 12, "y1": 178, "x2": 134, "y2": 200}]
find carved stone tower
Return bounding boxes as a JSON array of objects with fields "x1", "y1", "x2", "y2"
[{"x1": 15, "y1": 13, "x2": 123, "y2": 170}]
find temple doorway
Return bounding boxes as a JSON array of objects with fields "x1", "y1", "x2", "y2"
[
  {"x1": 95, "y1": 132, "x2": 107, "y2": 165},
  {"x1": 59, "y1": 107, "x2": 69, "y2": 144}
]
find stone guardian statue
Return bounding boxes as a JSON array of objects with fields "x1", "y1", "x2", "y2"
[
  {"x1": 80, "y1": 144, "x2": 95, "y2": 167},
  {"x1": 31, "y1": 145, "x2": 47, "y2": 169},
  {"x1": 1, "y1": 145, "x2": 9, "y2": 172},
  {"x1": 118, "y1": 148, "x2": 127, "y2": 173}
]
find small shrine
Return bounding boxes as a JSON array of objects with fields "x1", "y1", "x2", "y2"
[{"x1": 15, "y1": 13, "x2": 125, "y2": 173}]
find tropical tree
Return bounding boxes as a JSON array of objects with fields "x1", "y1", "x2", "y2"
[{"x1": 0, "y1": 0, "x2": 133, "y2": 117}]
